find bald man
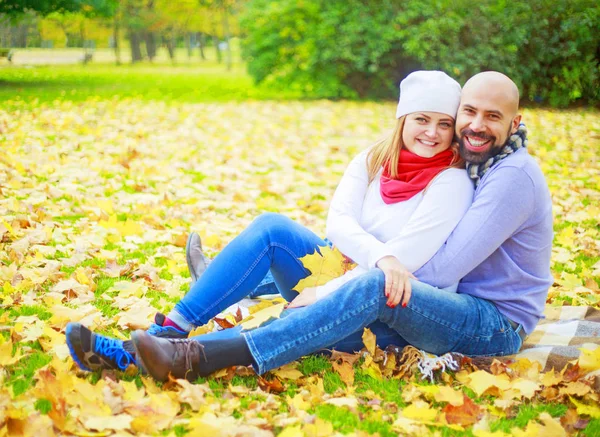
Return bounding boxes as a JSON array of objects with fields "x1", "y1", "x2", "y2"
[{"x1": 120, "y1": 71, "x2": 554, "y2": 382}]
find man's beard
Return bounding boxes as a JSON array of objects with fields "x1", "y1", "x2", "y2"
[{"x1": 458, "y1": 126, "x2": 513, "y2": 164}]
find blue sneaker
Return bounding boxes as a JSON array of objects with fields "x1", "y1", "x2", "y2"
[
  {"x1": 66, "y1": 323, "x2": 136, "y2": 372},
  {"x1": 147, "y1": 312, "x2": 189, "y2": 339}
]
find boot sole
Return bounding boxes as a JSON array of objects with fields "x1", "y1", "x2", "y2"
[
  {"x1": 65, "y1": 323, "x2": 92, "y2": 372},
  {"x1": 186, "y1": 232, "x2": 199, "y2": 284}
]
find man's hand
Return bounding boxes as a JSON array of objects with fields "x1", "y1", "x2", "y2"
[
  {"x1": 376, "y1": 256, "x2": 417, "y2": 308},
  {"x1": 287, "y1": 287, "x2": 318, "y2": 309}
]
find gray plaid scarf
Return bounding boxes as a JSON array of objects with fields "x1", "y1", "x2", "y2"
[{"x1": 466, "y1": 123, "x2": 528, "y2": 187}]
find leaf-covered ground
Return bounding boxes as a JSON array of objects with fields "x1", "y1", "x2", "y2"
[{"x1": 1, "y1": 74, "x2": 600, "y2": 436}]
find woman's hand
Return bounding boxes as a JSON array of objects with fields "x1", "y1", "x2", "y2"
[
  {"x1": 286, "y1": 287, "x2": 319, "y2": 309},
  {"x1": 376, "y1": 256, "x2": 417, "y2": 308}
]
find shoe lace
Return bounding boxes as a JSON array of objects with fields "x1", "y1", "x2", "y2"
[
  {"x1": 147, "y1": 323, "x2": 185, "y2": 337},
  {"x1": 170, "y1": 338, "x2": 205, "y2": 379},
  {"x1": 147, "y1": 324, "x2": 169, "y2": 336},
  {"x1": 94, "y1": 336, "x2": 135, "y2": 371}
]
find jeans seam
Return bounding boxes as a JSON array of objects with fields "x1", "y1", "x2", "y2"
[
  {"x1": 189, "y1": 242, "x2": 308, "y2": 326},
  {"x1": 259, "y1": 296, "x2": 379, "y2": 371},
  {"x1": 243, "y1": 332, "x2": 265, "y2": 374}
]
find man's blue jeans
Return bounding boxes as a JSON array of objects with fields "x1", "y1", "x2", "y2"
[
  {"x1": 169, "y1": 213, "x2": 326, "y2": 330},
  {"x1": 242, "y1": 269, "x2": 524, "y2": 373}
]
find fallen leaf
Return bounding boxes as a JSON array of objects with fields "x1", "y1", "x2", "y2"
[
  {"x1": 240, "y1": 303, "x2": 285, "y2": 330},
  {"x1": 443, "y1": 394, "x2": 482, "y2": 426},
  {"x1": 295, "y1": 246, "x2": 354, "y2": 291},
  {"x1": 362, "y1": 327, "x2": 376, "y2": 356}
]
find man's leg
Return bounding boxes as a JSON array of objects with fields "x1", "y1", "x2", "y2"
[
  {"x1": 245, "y1": 269, "x2": 523, "y2": 374},
  {"x1": 167, "y1": 213, "x2": 326, "y2": 331},
  {"x1": 132, "y1": 269, "x2": 522, "y2": 381}
]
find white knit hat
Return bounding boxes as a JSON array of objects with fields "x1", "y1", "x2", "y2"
[{"x1": 395, "y1": 70, "x2": 461, "y2": 119}]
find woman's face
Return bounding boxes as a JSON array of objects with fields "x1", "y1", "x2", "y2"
[{"x1": 402, "y1": 112, "x2": 455, "y2": 158}]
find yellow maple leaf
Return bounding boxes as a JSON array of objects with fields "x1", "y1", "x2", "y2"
[
  {"x1": 295, "y1": 245, "x2": 353, "y2": 292},
  {"x1": 578, "y1": 346, "x2": 600, "y2": 371},
  {"x1": 434, "y1": 386, "x2": 464, "y2": 406},
  {"x1": 401, "y1": 402, "x2": 439, "y2": 422},
  {"x1": 240, "y1": 303, "x2": 285, "y2": 330},
  {"x1": 0, "y1": 337, "x2": 23, "y2": 366},
  {"x1": 569, "y1": 396, "x2": 600, "y2": 418},
  {"x1": 466, "y1": 370, "x2": 511, "y2": 397}
]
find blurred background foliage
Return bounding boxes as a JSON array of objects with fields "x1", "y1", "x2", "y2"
[{"x1": 0, "y1": 0, "x2": 598, "y2": 107}]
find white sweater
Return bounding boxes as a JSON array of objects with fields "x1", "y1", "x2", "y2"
[{"x1": 315, "y1": 150, "x2": 474, "y2": 299}]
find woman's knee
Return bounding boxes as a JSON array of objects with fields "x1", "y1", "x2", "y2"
[{"x1": 249, "y1": 213, "x2": 296, "y2": 239}]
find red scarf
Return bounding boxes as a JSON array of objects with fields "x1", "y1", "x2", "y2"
[{"x1": 380, "y1": 148, "x2": 454, "y2": 204}]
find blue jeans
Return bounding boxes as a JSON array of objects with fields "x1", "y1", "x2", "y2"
[
  {"x1": 191, "y1": 269, "x2": 524, "y2": 374},
  {"x1": 170, "y1": 213, "x2": 326, "y2": 329}
]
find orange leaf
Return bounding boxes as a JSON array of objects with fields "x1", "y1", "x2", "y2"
[
  {"x1": 257, "y1": 376, "x2": 285, "y2": 393},
  {"x1": 443, "y1": 394, "x2": 482, "y2": 426}
]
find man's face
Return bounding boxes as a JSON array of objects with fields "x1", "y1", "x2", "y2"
[{"x1": 455, "y1": 87, "x2": 520, "y2": 164}]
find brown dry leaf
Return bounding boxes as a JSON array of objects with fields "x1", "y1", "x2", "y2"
[
  {"x1": 330, "y1": 349, "x2": 361, "y2": 365},
  {"x1": 257, "y1": 376, "x2": 285, "y2": 394},
  {"x1": 560, "y1": 381, "x2": 591, "y2": 397},
  {"x1": 443, "y1": 394, "x2": 482, "y2": 426},
  {"x1": 560, "y1": 408, "x2": 589, "y2": 433},
  {"x1": 332, "y1": 359, "x2": 355, "y2": 386},
  {"x1": 362, "y1": 327, "x2": 376, "y2": 356},
  {"x1": 562, "y1": 363, "x2": 585, "y2": 382}
]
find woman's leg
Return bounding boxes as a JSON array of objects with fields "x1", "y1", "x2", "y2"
[
  {"x1": 168, "y1": 213, "x2": 326, "y2": 330},
  {"x1": 244, "y1": 269, "x2": 523, "y2": 374}
]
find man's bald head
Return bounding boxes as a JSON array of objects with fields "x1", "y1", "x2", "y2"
[
  {"x1": 463, "y1": 71, "x2": 520, "y2": 117},
  {"x1": 455, "y1": 71, "x2": 522, "y2": 164}
]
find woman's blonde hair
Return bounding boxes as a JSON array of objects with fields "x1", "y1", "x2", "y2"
[{"x1": 366, "y1": 116, "x2": 465, "y2": 184}]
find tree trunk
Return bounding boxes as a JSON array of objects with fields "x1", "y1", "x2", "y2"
[
  {"x1": 165, "y1": 31, "x2": 176, "y2": 62},
  {"x1": 213, "y1": 34, "x2": 221, "y2": 63},
  {"x1": 198, "y1": 32, "x2": 206, "y2": 60},
  {"x1": 186, "y1": 33, "x2": 192, "y2": 59},
  {"x1": 145, "y1": 32, "x2": 156, "y2": 60},
  {"x1": 222, "y1": 9, "x2": 232, "y2": 71},
  {"x1": 130, "y1": 31, "x2": 143, "y2": 63},
  {"x1": 113, "y1": 13, "x2": 121, "y2": 65}
]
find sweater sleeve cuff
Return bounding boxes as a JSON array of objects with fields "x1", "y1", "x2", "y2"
[{"x1": 368, "y1": 246, "x2": 397, "y2": 270}]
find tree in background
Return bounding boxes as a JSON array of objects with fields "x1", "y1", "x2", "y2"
[
  {"x1": 240, "y1": 0, "x2": 600, "y2": 106},
  {"x1": 0, "y1": 0, "x2": 116, "y2": 17}
]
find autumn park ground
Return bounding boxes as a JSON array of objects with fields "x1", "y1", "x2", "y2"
[{"x1": 0, "y1": 58, "x2": 599, "y2": 436}]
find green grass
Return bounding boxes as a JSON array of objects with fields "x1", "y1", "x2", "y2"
[
  {"x1": 0, "y1": 63, "x2": 302, "y2": 105},
  {"x1": 489, "y1": 402, "x2": 568, "y2": 433},
  {"x1": 7, "y1": 350, "x2": 53, "y2": 396},
  {"x1": 315, "y1": 404, "x2": 397, "y2": 437}
]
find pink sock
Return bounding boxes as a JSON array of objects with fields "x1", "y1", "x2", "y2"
[{"x1": 163, "y1": 317, "x2": 185, "y2": 332}]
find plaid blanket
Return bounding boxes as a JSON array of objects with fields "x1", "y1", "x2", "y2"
[{"x1": 461, "y1": 305, "x2": 600, "y2": 373}]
